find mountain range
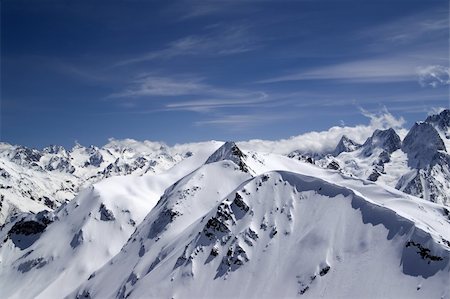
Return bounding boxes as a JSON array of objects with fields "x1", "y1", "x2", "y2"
[{"x1": 0, "y1": 110, "x2": 449, "y2": 298}]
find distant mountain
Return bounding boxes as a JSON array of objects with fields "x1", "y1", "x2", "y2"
[
  {"x1": 333, "y1": 135, "x2": 361, "y2": 156},
  {"x1": 0, "y1": 140, "x2": 213, "y2": 224},
  {"x1": 315, "y1": 109, "x2": 450, "y2": 206}
]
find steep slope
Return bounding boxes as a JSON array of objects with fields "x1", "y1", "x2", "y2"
[
  {"x1": 0, "y1": 181, "x2": 153, "y2": 299},
  {"x1": 0, "y1": 141, "x2": 223, "y2": 299},
  {"x1": 425, "y1": 109, "x2": 450, "y2": 149},
  {"x1": 333, "y1": 135, "x2": 361, "y2": 156},
  {"x1": 65, "y1": 143, "x2": 253, "y2": 298},
  {"x1": 396, "y1": 122, "x2": 450, "y2": 205},
  {"x1": 402, "y1": 122, "x2": 446, "y2": 169},
  {"x1": 71, "y1": 169, "x2": 450, "y2": 299},
  {"x1": 206, "y1": 141, "x2": 253, "y2": 173}
]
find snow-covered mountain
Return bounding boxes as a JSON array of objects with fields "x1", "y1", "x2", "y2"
[
  {"x1": 1, "y1": 110, "x2": 450, "y2": 298},
  {"x1": 0, "y1": 139, "x2": 208, "y2": 224},
  {"x1": 0, "y1": 141, "x2": 221, "y2": 298},
  {"x1": 313, "y1": 109, "x2": 450, "y2": 206},
  {"x1": 68, "y1": 142, "x2": 450, "y2": 298}
]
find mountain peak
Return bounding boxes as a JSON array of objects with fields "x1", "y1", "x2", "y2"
[
  {"x1": 425, "y1": 109, "x2": 450, "y2": 131},
  {"x1": 333, "y1": 135, "x2": 361, "y2": 156},
  {"x1": 402, "y1": 122, "x2": 446, "y2": 169},
  {"x1": 205, "y1": 141, "x2": 249, "y2": 172},
  {"x1": 42, "y1": 145, "x2": 67, "y2": 155},
  {"x1": 361, "y1": 128, "x2": 401, "y2": 156}
]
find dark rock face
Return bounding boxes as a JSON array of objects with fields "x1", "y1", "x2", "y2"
[
  {"x1": 42, "y1": 196, "x2": 56, "y2": 209},
  {"x1": 0, "y1": 167, "x2": 11, "y2": 179},
  {"x1": 205, "y1": 141, "x2": 249, "y2": 172},
  {"x1": 45, "y1": 156, "x2": 75, "y2": 173},
  {"x1": 367, "y1": 171, "x2": 381, "y2": 182},
  {"x1": 88, "y1": 151, "x2": 104, "y2": 167},
  {"x1": 327, "y1": 161, "x2": 340, "y2": 170},
  {"x1": 42, "y1": 145, "x2": 67, "y2": 155},
  {"x1": 288, "y1": 151, "x2": 315, "y2": 164},
  {"x1": 215, "y1": 242, "x2": 249, "y2": 278},
  {"x1": 362, "y1": 128, "x2": 401, "y2": 156},
  {"x1": 70, "y1": 230, "x2": 84, "y2": 249},
  {"x1": 333, "y1": 135, "x2": 361, "y2": 156},
  {"x1": 148, "y1": 208, "x2": 181, "y2": 239},
  {"x1": 8, "y1": 220, "x2": 47, "y2": 236},
  {"x1": 11, "y1": 146, "x2": 42, "y2": 165},
  {"x1": 17, "y1": 257, "x2": 48, "y2": 273},
  {"x1": 402, "y1": 122, "x2": 446, "y2": 169},
  {"x1": 7, "y1": 212, "x2": 54, "y2": 250},
  {"x1": 99, "y1": 204, "x2": 115, "y2": 221},
  {"x1": 396, "y1": 154, "x2": 450, "y2": 205},
  {"x1": 425, "y1": 109, "x2": 450, "y2": 132},
  {"x1": 405, "y1": 241, "x2": 443, "y2": 262}
]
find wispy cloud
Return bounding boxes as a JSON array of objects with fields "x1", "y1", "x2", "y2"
[
  {"x1": 258, "y1": 56, "x2": 417, "y2": 83},
  {"x1": 176, "y1": 1, "x2": 235, "y2": 20},
  {"x1": 109, "y1": 74, "x2": 271, "y2": 112},
  {"x1": 167, "y1": 0, "x2": 257, "y2": 21},
  {"x1": 428, "y1": 106, "x2": 447, "y2": 116},
  {"x1": 194, "y1": 113, "x2": 292, "y2": 128},
  {"x1": 116, "y1": 25, "x2": 258, "y2": 66},
  {"x1": 360, "y1": 9, "x2": 448, "y2": 45},
  {"x1": 110, "y1": 75, "x2": 208, "y2": 97},
  {"x1": 417, "y1": 65, "x2": 450, "y2": 87},
  {"x1": 165, "y1": 93, "x2": 268, "y2": 112}
]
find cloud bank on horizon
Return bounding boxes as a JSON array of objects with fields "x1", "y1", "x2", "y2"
[{"x1": 238, "y1": 108, "x2": 408, "y2": 155}]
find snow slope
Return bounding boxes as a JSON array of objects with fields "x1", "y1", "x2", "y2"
[
  {"x1": 0, "y1": 140, "x2": 216, "y2": 224},
  {"x1": 68, "y1": 143, "x2": 450, "y2": 299},
  {"x1": 0, "y1": 141, "x2": 222, "y2": 298}
]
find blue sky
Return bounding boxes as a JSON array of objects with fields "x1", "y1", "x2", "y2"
[{"x1": 1, "y1": 0, "x2": 449, "y2": 149}]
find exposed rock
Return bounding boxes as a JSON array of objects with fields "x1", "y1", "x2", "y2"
[
  {"x1": 205, "y1": 141, "x2": 249, "y2": 172},
  {"x1": 333, "y1": 135, "x2": 361, "y2": 156},
  {"x1": 402, "y1": 122, "x2": 446, "y2": 169},
  {"x1": 361, "y1": 128, "x2": 401, "y2": 156}
]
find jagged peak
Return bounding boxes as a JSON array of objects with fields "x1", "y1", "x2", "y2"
[
  {"x1": 402, "y1": 122, "x2": 447, "y2": 169},
  {"x1": 333, "y1": 135, "x2": 361, "y2": 156},
  {"x1": 425, "y1": 109, "x2": 450, "y2": 131},
  {"x1": 361, "y1": 128, "x2": 401, "y2": 156},
  {"x1": 42, "y1": 145, "x2": 67, "y2": 155},
  {"x1": 205, "y1": 141, "x2": 249, "y2": 172},
  {"x1": 9, "y1": 145, "x2": 43, "y2": 164}
]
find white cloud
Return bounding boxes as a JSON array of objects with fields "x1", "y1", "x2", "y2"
[
  {"x1": 417, "y1": 65, "x2": 450, "y2": 88},
  {"x1": 116, "y1": 25, "x2": 257, "y2": 66},
  {"x1": 360, "y1": 9, "x2": 448, "y2": 45},
  {"x1": 167, "y1": 0, "x2": 239, "y2": 20},
  {"x1": 166, "y1": 92, "x2": 268, "y2": 112},
  {"x1": 258, "y1": 57, "x2": 417, "y2": 84},
  {"x1": 110, "y1": 76, "x2": 208, "y2": 97},
  {"x1": 109, "y1": 75, "x2": 271, "y2": 112},
  {"x1": 428, "y1": 106, "x2": 447, "y2": 116},
  {"x1": 195, "y1": 113, "x2": 287, "y2": 128},
  {"x1": 238, "y1": 109, "x2": 407, "y2": 155}
]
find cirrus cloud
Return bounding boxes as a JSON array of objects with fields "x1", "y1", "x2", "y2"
[{"x1": 417, "y1": 65, "x2": 450, "y2": 88}]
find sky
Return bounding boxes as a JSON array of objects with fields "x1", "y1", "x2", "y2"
[{"x1": 1, "y1": 0, "x2": 449, "y2": 149}]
